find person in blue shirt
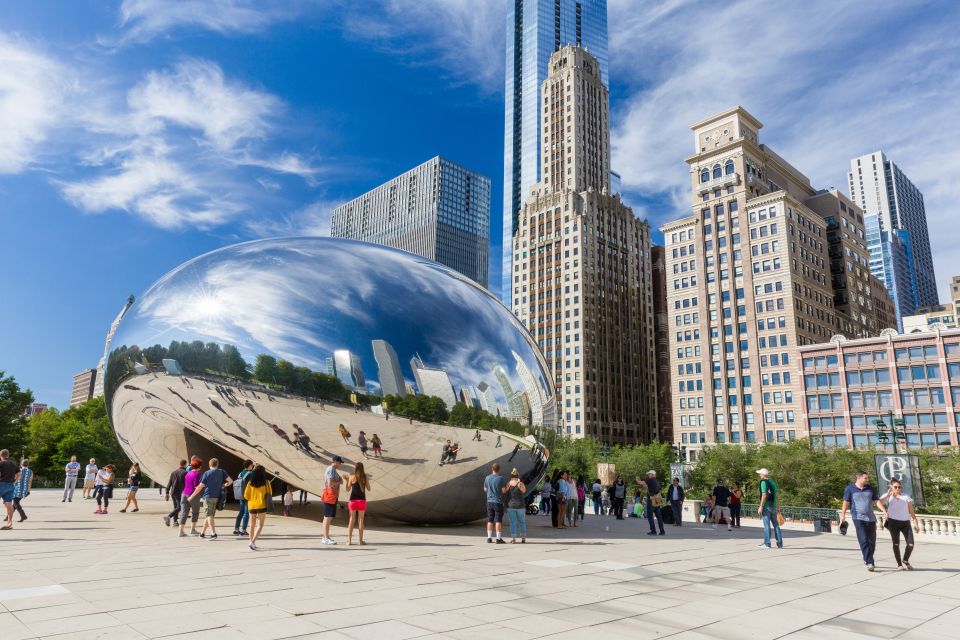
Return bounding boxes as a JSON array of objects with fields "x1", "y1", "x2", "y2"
[
  {"x1": 483, "y1": 463, "x2": 505, "y2": 543},
  {"x1": 13, "y1": 459, "x2": 33, "y2": 523},
  {"x1": 840, "y1": 470, "x2": 882, "y2": 571},
  {"x1": 187, "y1": 458, "x2": 233, "y2": 541}
]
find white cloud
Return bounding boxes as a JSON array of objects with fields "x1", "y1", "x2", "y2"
[
  {"x1": 0, "y1": 35, "x2": 65, "y2": 173},
  {"x1": 244, "y1": 199, "x2": 341, "y2": 238},
  {"x1": 117, "y1": 0, "x2": 296, "y2": 43}
]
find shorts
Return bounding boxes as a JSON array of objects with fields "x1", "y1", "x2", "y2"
[
  {"x1": 248, "y1": 508, "x2": 267, "y2": 514},
  {"x1": 0, "y1": 482, "x2": 14, "y2": 503},
  {"x1": 202, "y1": 498, "x2": 218, "y2": 517},
  {"x1": 348, "y1": 499, "x2": 366, "y2": 512},
  {"x1": 84, "y1": 479, "x2": 95, "y2": 489},
  {"x1": 128, "y1": 486, "x2": 139, "y2": 493},
  {"x1": 487, "y1": 502, "x2": 504, "y2": 524},
  {"x1": 323, "y1": 502, "x2": 337, "y2": 518},
  {"x1": 715, "y1": 506, "x2": 731, "y2": 520}
]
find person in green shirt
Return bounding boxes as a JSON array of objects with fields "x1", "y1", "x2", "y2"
[{"x1": 756, "y1": 468, "x2": 782, "y2": 549}]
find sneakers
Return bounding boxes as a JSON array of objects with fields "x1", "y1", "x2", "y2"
[
  {"x1": 757, "y1": 544, "x2": 772, "y2": 549},
  {"x1": 239, "y1": 530, "x2": 248, "y2": 536},
  {"x1": 904, "y1": 562, "x2": 914, "y2": 570},
  {"x1": 867, "y1": 564, "x2": 875, "y2": 572},
  {"x1": 190, "y1": 530, "x2": 200, "y2": 536},
  {"x1": 233, "y1": 529, "x2": 241, "y2": 536},
  {"x1": 163, "y1": 516, "x2": 171, "y2": 527},
  {"x1": 199, "y1": 533, "x2": 206, "y2": 538},
  {"x1": 208, "y1": 534, "x2": 218, "y2": 541},
  {"x1": 62, "y1": 499, "x2": 66, "y2": 503},
  {"x1": 487, "y1": 538, "x2": 492, "y2": 543},
  {"x1": 322, "y1": 537, "x2": 337, "y2": 545},
  {"x1": 249, "y1": 543, "x2": 257, "y2": 551},
  {"x1": 496, "y1": 538, "x2": 505, "y2": 544},
  {"x1": 179, "y1": 532, "x2": 188, "y2": 537},
  {"x1": 727, "y1": 526, "x2": 733, "y2": 531},
  {"x1": 94, "y1": 509, "x2": 104, "y2": 515},
  {"x1": 711, "y1": 524, "x2": 717, "y2": 529}
]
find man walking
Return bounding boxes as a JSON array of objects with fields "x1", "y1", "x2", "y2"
[
  {"x1": 83, "y1": 458, "x2": 98, "y2": 499},
  {"x1": 840, "y1": 470, "x2": 880, "y2": 571},
  {"x1": 321, "y1": 455, "x2": 344, "y2": 545},
  {"x1": 163, "y1": 459, "x2": 188, "y2": 527},
  {"x1": 668, "y1": 477, "x2": 685, "y2": 526},
  {"x1": 0, "y1": 449, "x2": 21, "y2": 529},
  {"x1": 483, "y1": 463, "x2": 505, "y2": 543},
  {"x1": 712, "y1": 479, "x2": 732, "y2": 531},
  {"x1": 756, "y1": 468, "x2": 782, "y2": 549},
  {"x1": 643, "y1": 471, "x2": 665, "y2": 536},
  {"x1": 188, "y1": 458, "x2": 232, "y2": 540},
  {"x1": 63, "y1": 455, "x2": 81, "y2": 502}
]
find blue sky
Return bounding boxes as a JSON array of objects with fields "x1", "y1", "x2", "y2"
[{"x1": 2, "y1": 0, "x2": 959, "y2": 409}]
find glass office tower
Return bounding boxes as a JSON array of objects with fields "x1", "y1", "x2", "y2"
[{"x1": 502, "y1": 0, "x2": 608, "y2": 301}]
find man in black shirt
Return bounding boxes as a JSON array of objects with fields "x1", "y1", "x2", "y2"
[
  {"x1": 163, "y1": 459, "x2": 188, "y2": 527},
  {"x1": 642, "y1": 470, "x2": 665, "y2": 536},
  {"x1": 712, "y1": 479, "x2": 732, "y2": 531}
]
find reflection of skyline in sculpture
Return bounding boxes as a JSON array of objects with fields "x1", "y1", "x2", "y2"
[
  {"x1": 513, "y1": 350, "x2": 546, "y2": 428},
  {"x1": 372, "y1": 339, "x2": 406, "y2": 397},
  {"x1": 476, "y1": 381, "x2": 500, "y2": 416},
  {"x1": 458, "y1": 386, "x2": 479, "y2": 409},
  {"x1": 492, "y1": 363, "x2": 524, "y2": 419},
  {"x1": 411, "y1": 355, "x2": 457, "y2": 410},
  {"x1": 94, "y1": 294, "x2": 135, "y2": 398},
  {"x1": 333, "y1": 349, "x2": 365, "y2": 392}
]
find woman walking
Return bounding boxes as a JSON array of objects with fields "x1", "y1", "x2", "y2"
[
  {"x1": 346, "y1": 462, "x2": 371, "y2": 545},
  {"x1": 879, "y1": 479, "x2": 920, "y2": 570},
  {"x1": 503, "y1": 468, "x2": 527, "y2": 543},
  {"x1": 243, "y1": 464, "x2": 272, "y2": 550},
  {"x1": 358, "y1": 431, "x2": 369, "y2": 459},
  {"x1": 730, "y1": 482, "x2": 743, "y2": 528},
  {"x1": 555, "y1": 471, "x2": 568, "y2": 529},
  {"x1": 13, "y1": 459, "x2": 33, "y2": 522},
  {"x1": 94, "y1": 465, "x2": 115, "y2": 515},
  {"x1": 566, "y1": 473, "x2": 578, "y2": 527},
  {"x1": 178, "y1": 458, "x2": 203, "y2": 537},
  {"x1": 233, "y1": 459, "x2": 254, "y2": 536},
  {"x1": 371, "y1": 434, "x2": 383, "y2": 458},
  {"x1": 119, "y1": 463, "x2": 142, "y2": 513}
]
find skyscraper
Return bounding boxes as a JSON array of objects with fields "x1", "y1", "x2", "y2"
[
  {"x1": 332, "y1": 349, "x2": 365, "y2": 392},
  {"x1": 503, "y1": 0, "x2": 608, "y2": 300},
  {"x1": 849, "y1": 151, "x2": 937, "y2": 323},
  {"x1": 330, "y1": 156, "x2": 491, "y2": 287},
  {"x1": 513, "y1": 46, "x2": 657, "y2": 444},
  {"x1": 476, "y1": 381, "x2": 500, "y2": 415},
  {"x1": 371, "y1": 339, "x2": 405, "y2": 397},
  {"x1": 94, "y1": 294, "x2": 135, "y2": 398},
  {"x1": 864, "y1": 212, "x2": 916, "y2": 327},
  {"x1": 492, "y1": 362, "x2": 525, "y2": 418},
  {"x1": 410, "y1": 355, "x2": 457, "y2": 410},
  {"x1": 71, "y1": 369, "x2": 97, "y2": 408}
]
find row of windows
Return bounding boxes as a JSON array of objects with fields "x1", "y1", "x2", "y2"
[{"x1": 699, "y1": 161, "x2": 736, "y2": 183}]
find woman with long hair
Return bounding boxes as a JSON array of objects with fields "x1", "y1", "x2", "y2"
[
  {"x1": 502, "y1": 468, "x2": 527, "y2": 543},
  {"x1": 371, "y1": 434, "x2": 383, "y2": 458},
  {"x1": 879, "y1": 479, "x2": 920, "y2": 570},
  {"x1": 346, "y1": 462, "x2": 371, "y2": 545},
  {"x1": 119, "y1": 463, "x2": 141, "y2": 513},
  {"x1": 576, "y1": 475, "x2": 587, "y2": 521},
  {"x1": 94, "y1": 465, "x2": 115, "y2": 515},
  {"x1": 243, "y1": 464, "x2": 273, "y2": 551}
]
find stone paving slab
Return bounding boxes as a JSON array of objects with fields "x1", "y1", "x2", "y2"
[{"x1": 2, "y1": 489, "x2": 959, "y2": 639}]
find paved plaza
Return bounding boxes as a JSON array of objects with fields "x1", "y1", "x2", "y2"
[{"x1": 2, "y1": 490, "x2": 959, "y2": 640}]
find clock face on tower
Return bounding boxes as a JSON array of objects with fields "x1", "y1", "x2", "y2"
[{"x1": 712, "y1": 128, "x2": 724, "y2": 146}]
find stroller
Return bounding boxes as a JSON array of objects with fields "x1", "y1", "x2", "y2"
[{"x1": 525, "y1": 491, "x2": 541, "y2": 515}]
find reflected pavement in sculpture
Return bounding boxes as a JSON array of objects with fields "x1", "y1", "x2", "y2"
[{"x1": 104, "y1": 238, "x2": 552, "y2": 523}]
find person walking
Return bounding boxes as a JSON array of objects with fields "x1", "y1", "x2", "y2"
[
  {"x1": 591, "y1": 478, "x2": 602, "y2": 516},
  {"x1": 503, "y1": 468, "x2": 527, "y2": 543},
  {"x1": 346, "y1": 461, "x2": 371, "y2": 545},
  {"x1": 643, "y1": 471, "x2": 666, "y2": 536},
  {"x1": 878, "y1": 479, "x2": 920, "y2": 570},
  {"x1": 82, "y1": 458, "x2": 98, "y2": 499},
  {"x1": 555, "y1": 471, "x2": 569, "y2": 528},
  {"x1": 283, "y1": 485, "x2": 294, "y2": 516},
  {"x1": 94, "y1": 465, "x2": 115, "y2": 515},
  {"x1": 243, "y1": 464, "x2": 272, "y2": 551},
  {"x1": 730, "y1": 482, "x2": 743, "y2": 528},
  {"x1": 232, "y1": 460, "x2": 254, "y2": 536},
  {"x1": 119, "y1": 463, "x2": 142, "y2": 513},
  {"x1": 566, "y1": 473, "x2": 578, "y2": 527},
  {"x1": 840, "y1": 470, "x2": 880, "y2": 570},
  {"x1": 163, "y1": 459, "x2": 188, "y2": 527},
  {"x1": 338, "y1": 424, "x2": 351, "y2": 445},
  {"x1": 62, "y1": 455, "x2": 81, "y2": 502},
  {"x1": 358, "y1": 431, "x2": 369, "y2": 459},
  {"x1": 611, "y1": 476, "x2": 626, "y2": 520},
  {"x1": 576, "y1": 475, "x2": 586, "y2": 522},
  {"x1": 668, "y1": 477, "x2": 685, "y2": 526},
  {"x1": 178, "y1": 458, "x2": 203, "y2": 537},
  {"x1": 439, "y1": 440, "x2": 452, "y2": 465},
  {"x1": 12, "y1": 459, "x2": 33, "y2": 522},
  {"x1": 371, "y1": 434, "x2": 383, "y2": 458},
  {"x1": 756, "y1": 468, "x2": 783, "y2": 549},
  {"x1": 189, "y1": 458, "x2": 233, "y2": 540},
  {"x1": 712, "y1": 479, "x2": 732, "y2": 531},
  {"x1": 484, "y1": 463, "x2": 505, "y2": 543},
  {"x1": 540, "y1": 475, "x2": 553, "y2": 518},
  {"x1": 321, "y1": 455, "x2": 344, "y2": 545},
  {"x1": 0, "y1": 450, "x2": 20, "y2": 529}
]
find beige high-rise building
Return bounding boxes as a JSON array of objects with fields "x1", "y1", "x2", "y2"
[
  {"x1": 663, "y1": 106, "x2": 899, "y2": 457},
  {"x1": 71, "y1": 368, "x2": 96, "y2": 408},
  {"x1": 511, "y1": 46, "x2": 656, "y2": 444},
  {"x1": 951, "y1": 275, "x2": 960, "y2": 318}
]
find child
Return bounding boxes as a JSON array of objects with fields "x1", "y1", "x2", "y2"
[{"x1": 283, "y1": 486, "x2": 294, "y2": 516}]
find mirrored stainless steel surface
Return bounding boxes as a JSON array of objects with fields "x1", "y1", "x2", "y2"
[{"x1": 104, "y1": 237, "x2": 552, "y2": 523}]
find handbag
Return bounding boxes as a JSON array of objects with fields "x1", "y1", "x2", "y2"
[
  {"x1": 321, "y1": 487, "x2": 338, "y2": 504},
  {"x1": 650, "y1": 494, "x2": 663, "y2": 508},
  {"x1": 776, "y1": 511, "x2": 785, "y2": 526}
]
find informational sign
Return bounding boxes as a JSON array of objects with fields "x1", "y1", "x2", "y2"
[
  {"x1": 350, "y1": 393, "x2": 357, "y2": 405},
  {"x1": 597, "y1": 462, "x2": 616, "y2": 486},
  {"x1": 670, "y1": 463, "x2": 688, "y2": 489},
  {"x1": 874, "y1": 454, "x2": 924, "y2": 507}
]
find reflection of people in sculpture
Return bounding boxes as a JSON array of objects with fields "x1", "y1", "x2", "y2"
[
  {"x1": 371, "y1": 434, "x2": 383, "y2": 458},
  {"x1": 208, "y1": 397, "x2": 227, "y2": 415},
  {"x1": 439, "y1": 440, "x2": 452, "y2": 466},
  {"x1": 293, "y1": 425, "x2": 312, "y2": 453},
  {"x1": 447, "y1": 442, "x2": 460, "y2": 464},
  {"x1": 508, "y1": 444, "x2": 521, "y2": 462},
  {"x1": 270, "y1": 424, "x2": 292, "y2": 444},
  {"x1": 338, "y1": 424, "x2": 351, "y2": 444},
  {"x1": 495, "y1": 435, "x2": 502, "y2": 448},
  {"x1": 472, "y1": 429, "x2": 483, "y2": 442}
]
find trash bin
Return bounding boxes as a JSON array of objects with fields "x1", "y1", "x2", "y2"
[{"x1": 814, "y1": 517, "x2": 832, "y2": 533}]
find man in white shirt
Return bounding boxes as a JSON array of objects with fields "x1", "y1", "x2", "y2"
[
  {"x1": 62, "y1": 455, "x2": 81, "y2": 502},
  {"x1": 83, "y1": 459, "x2": 98, "y2": 500}
]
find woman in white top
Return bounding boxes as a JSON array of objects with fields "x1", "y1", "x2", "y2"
[{"x1": 878, "y1": 479, "x2": 919, "y2": 570}]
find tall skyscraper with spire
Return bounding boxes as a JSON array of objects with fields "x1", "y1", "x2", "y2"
[
  {"x1": 502, "y1": 0, "x2": 608, "y2": 300},
  {"x1": 512, "y1": 46, "x2": 656, "y2": 444}
]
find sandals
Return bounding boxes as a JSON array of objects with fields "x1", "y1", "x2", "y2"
[{"x1": 1, "y1": 525, "x2": 12, "y2": 530}]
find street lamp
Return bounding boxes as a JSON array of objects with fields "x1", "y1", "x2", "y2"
[
  {"x1": 672, "y1": 444, "x2": 687, "y2": 464},
  {"x1": 874, "y1": 410, "x2": 906, "y2": 454}
]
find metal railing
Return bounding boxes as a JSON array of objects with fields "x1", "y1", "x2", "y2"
[{"x1": 740, "y1": 503, "x2": 839, "y2": 523}]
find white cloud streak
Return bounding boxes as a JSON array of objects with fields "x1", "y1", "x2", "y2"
[
  {"x1": 116, "y1": 0, "x2": 297, "y2": 44},
  {"x1": 244, "y1": 199, "x2": 341, "y2": 238}
]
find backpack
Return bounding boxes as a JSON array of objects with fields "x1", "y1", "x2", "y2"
[{"x1": 233, "y1": 470, "x2": 250, "y2": 500}]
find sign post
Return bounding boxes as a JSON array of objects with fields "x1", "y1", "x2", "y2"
[{"x1": 874, "y1": 453, "x2": 924, "y2": 507}]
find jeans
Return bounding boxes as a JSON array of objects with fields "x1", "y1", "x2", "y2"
[
  {"x1": 646, "y1": 503, "x2": 665, "y2": 534},
  {"x1": 566, "y1": 498, "x2": 578, "y2": 525},
  {"x1": 853, "y1": 519, "x2": 877, "y2": 565},
  {"x1": 730, "y1": 503, "x2": 741, "y2": 527},
  {"x1": 578, "y1": 498, "x2": 585, "y2": 520},
  {"x1": 612, "y1": 497, "x2": 624, "y2": 519},
  {"x1": 13, "y1": 497, "x2": 26, "y2": 519},
  {"x1": 541, "y1": 494, "x2": 551, "y2": 515},
  {"x1": 235, "y1": 499, "x2": 249, "y2": 530},
  {"x1": 886, "y1": 518, "x2": 914, "y2": 566},
  {"x1": 761, "y1": 506, "x2": 783, "y2": 548},
  {"x1": 593, "y1": 494, "x2": 601, "y2": 515},
  {"x1": 166, "y1": 494, "x2": 182, "y2": 521},
  {"x1": 63, "y1": 476, "x2": 78, "y2": 501},
  {"x1": 507, "y1": 507, "x2": 526, "y2": 538},
  {"x1": 670, "y1": 500, "x2": 683, "y2": 525}
]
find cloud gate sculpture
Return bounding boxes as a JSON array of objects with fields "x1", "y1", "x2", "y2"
[{"x1": 104, "y1": 238, "x2": 553, "y2": 523}]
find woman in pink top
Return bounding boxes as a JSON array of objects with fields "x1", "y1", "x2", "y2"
[{"x1": 178, "y1": 457, "x2": 204, "y2": 537}]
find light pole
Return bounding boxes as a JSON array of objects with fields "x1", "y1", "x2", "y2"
[{"x1": 874, "y1": 410, "x2": 906, "y2": 454}]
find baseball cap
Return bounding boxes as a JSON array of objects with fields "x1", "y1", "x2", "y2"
[
  {"x1": 647, "y1": 470, "x2": 656, "y2": 475},
  {"x1": 332, "y1": 455, "x2": 343, "y2": 463},
  {"x1": 756, "y1": 468, "x2": 769, "y2": 475}
]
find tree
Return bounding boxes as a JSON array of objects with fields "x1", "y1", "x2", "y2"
[
  {"x1": 253, "y1": 354, "x2": 278, "y2": 384},
  {"x1": 0, "y1": 370, "x2": 34, "y2": 455}
]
